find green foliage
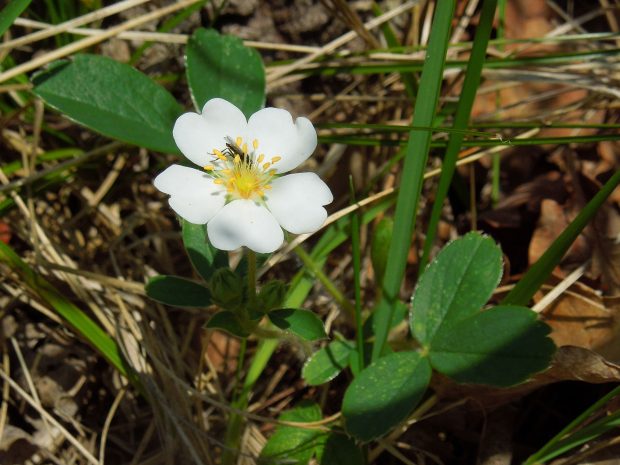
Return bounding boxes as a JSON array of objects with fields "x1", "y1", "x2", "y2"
[
  {"x1": 320, "y1": 434, "x2": 364, "y2": 465},
  {"x1": 268, "y1": 308, "x2": 326, "y2": 341},
  {"x1": 260, "y1": 401, "x2": 325, "y2": 464},
  {"x1": 257, "y1": 280, "x2": 286, "y2": 312},
  {"x1": 0, "y1": 0, "x2": 32, "y2": 36},
  {"x1": 185, "y1": 28, "x2": 265, "y2": 116},
  {"x1": 429, "y1": 305, "x2": 555, "y2": 386},
  {"x1": 411, "y1": 232, "x2": 503, "y2": 345},
  {"x1": 145, "y1": 275, "x2": 211, "y2": 307},
  {"x1": 206, "y1": 311, "x2": 249, "y2": 338},
  {"x1": 420, "y1": 0, "x2": 498, "y2": 270},
  {"x1": 371, "y1": 0, "x2": 456, "y2": 361},
  {"x1": 209, "y1": 268, "x2": 245, "y2": 309},
  {"x1": 342, "y1": 351, "x2": 431, "y2": 441},
  {"x1": 181, "y1": 220, "x2": 226, "y2": 281},
  {"x1": 32, "y1": 54, "x2": 182, "y2": 153},
  {"x1": 370, "y1": 217, "x2": 393, "y2": 289},
  {"x1": 302, "y1": 340, "x2": 355, "y2": 386}
]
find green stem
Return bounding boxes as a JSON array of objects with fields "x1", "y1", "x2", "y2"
[
  {"x1": 247, "y1": 249, "x2": 257, "y2": 302},
  {"x1": 294, "y1": 245, "x2": 356, "y2": 317},
  {"x1": 221, "y1": 249, "x2": 257, "y2": 465},
  {"x1": 350, "y1": 180, "x2": 366, "y2": 372}
]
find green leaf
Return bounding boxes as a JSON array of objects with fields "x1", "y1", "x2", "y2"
[
  {"x1": 372, "y1": 0, "x2": 457, "y2": 361},
  {"x1": 0, "y1": 0, "x2": 32, "y2": 36},
  {"x1": 411, "y1": 232, "x2": 503, "y2": 345},
  {"x1": 206, "y1": 311, "x2": 249, "y2": 338},
  {"x1": 181, "y1": 219, "x2": 226, "y2": 280},
  {"x1": 260, "y1": 400, "x2": 325, "y2": 464},
  {"x1": 145, "y1": 275, "x2": 211, "y2": 307},
  {"x1": 33, "y1": 54, "x2": 182, "y2": 153},
  {"x1": 269, "y1": 308, "x2": 326, "y2": 341},
  {"x1": 302, "y1": 340, "x2": 355, "y2": 386},
  {"x1": 186, "y1": 28, "x2": 265, "y2": 117},
  {"x1": 320, "y1": 434, "x2": 364, "y2": 465},
  {"x1": 429, "y1": 305, "x2": 555, "y2": 387},
  {"x1": 342, "y1": 351, "x2": 431, "y2": 442}
]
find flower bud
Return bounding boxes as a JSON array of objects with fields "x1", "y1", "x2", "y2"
[
  {"x1": 209, "y1": 268, "x2": 245, "y2": 309},
  {"x1": 258, "y1": 280, "x2": 286, "y2": 313}
]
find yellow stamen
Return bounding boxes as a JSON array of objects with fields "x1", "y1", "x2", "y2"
[
  {"x1": 263, "y1": 162, "x2": 271, "y2": 170},
  {"x1": 257, "y1": 154, "x2": 265, "y2": 163},
  {"x1": 214, "y1": 149, "x2": 226, "y2": 161},
  {"x1": 242, "y1": 143, "x2": 248, "y2": 154},
  {"x1": 214, "y1": 179, "x2": 224, "y2": 184},
  {"x1": 271, "y1": 156, "x2": 281, "y2": 164},
  {"x1": 236, "y1": 136, "x2": 242, "y2": 146},
  {"x1": 203, "y1": 165, "x2": 215, "y2": 171},
  {"x1": 253, "y1": 139, "x2": 259, "y2": 150},
  {"x1": 234, "y1": 154, "x2": 241, "y2": 164},
  {"x1": 264, "y1": 184, "x2": 272, "y2": 190}
]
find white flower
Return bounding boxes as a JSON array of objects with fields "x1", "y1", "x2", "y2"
[{"x1": 154, "y1": 98, "x2": 333, "y2": 254}]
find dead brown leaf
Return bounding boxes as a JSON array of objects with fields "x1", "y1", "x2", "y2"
[
  {"x1": 432, "y1": 346, "x2": 620, "y2": 409},
  {"x1": 540, "y1": 282, "x2": 619, "y2": 358},
  {"x1": 529, "y1": 199, "x2": 591, "y2": 268}
]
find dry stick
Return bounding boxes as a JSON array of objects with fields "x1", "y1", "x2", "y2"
[
  {"x1": 99, "y1": 387, "x2": 128, "y2": 465},
  {"x1": 13, "y1": 18, "x2": 320, "y2": 53},
  {"x1": 0, "y1": 0, "x2": 202, "y2": 84},
  {"x1": 0, "y1": 352, "x2": 9, "y2": 442},
  {"x1": 450, "y1": 0, "x2": 480, "y2": 46},
  {"x1": 532, "y1": 262, "x2": 589, "y2": 313},
  {"x1": 0, "y1": 368, "x2": 101, "y2": 465},
  {"x1": 266, "y1": 0, "x2": 418, "y2": 87},
  {"x1": 258, "y1": 128, "x2": 539, "y2": 277},
  {"x1": 0, "y1": 0, "x2": 152, "y2": 51},
  {"x1": 9, "y1": 338, "x2": 48, "y2": 424}
]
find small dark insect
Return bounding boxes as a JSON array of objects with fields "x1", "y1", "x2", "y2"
[{"x1": 224, "y1": 136, "x2": 248, "y2": 161}]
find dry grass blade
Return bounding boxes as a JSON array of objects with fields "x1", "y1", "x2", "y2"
[
  {"x1": 13, "y1": 17, "x2": 321, "y2": 53},
  {"x1": 266, "y1": 0, "x2": 418, "y2": 86},
  {"x1": 0, "y1": 0, "x2": 151, "y2": 51},
  {"x1": 0, "y1": 0, "x2": 202, "y2": 84}
]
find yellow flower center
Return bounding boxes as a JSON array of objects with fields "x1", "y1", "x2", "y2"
[{"x1": 203, "y1": 136, "x2": 281, "y2": 201}]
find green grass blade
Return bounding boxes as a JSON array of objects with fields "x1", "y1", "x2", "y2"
[
  {"x1": 525, "y1": 384, "x2": 620, "y2": 464},
  {"x1": 371, "y1": 0, "x2": 456, "y2": 362},
  {"x1": 502, "y1": 169, "x2": 620, "y2": 306},
  {"x1": 349, "y1": 179, "x2": 365, "y2": 372},
  {"x1": 420, "y1": 0, "x2": 497, "y2": 272},
  {"x1": 528, "y1": 408, "x2": 620, "y2": 464},
  {"x1": 0, "y1": 242, "x2": 132, "y2": 381},
  {"x1": 0, "y1": 0, "x2": 32, "y2": 36}
]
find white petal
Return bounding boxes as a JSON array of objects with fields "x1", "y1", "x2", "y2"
[
  {"x1": 173, "y1": 98, "x2": 247, "y2": 167},
  {"x1": 265, "y1": 172, "x2": 333, "y2": 234},
  {"x1": 246, "y1": 108, "x2": 317, "y2": 173},
  {"x1": 207, "y1": 200, "x2": 284, "y2": 253},
  {"x1": 154, "y1": 164, "x2": 226, "y2": 224}
]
